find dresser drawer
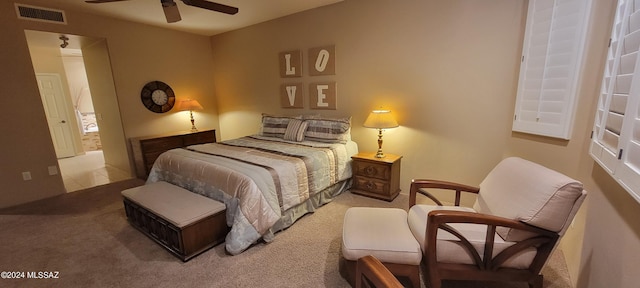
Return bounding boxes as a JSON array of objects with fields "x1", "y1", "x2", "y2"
[
  {"x1": 143, "y1": 150, "x2": 169, "y2": 172},
  {"x1": 353, "y1": 161, "x2": 390, "y2": 180},
  {"x1": 183, "y1": 131, "x2": 215, "y2": 146},
  {"x1": 353, "y1": 176, "x2": 389, "y2": 195},
  {"x1": 141, "y1": 136, "x2": 183, "y2": 152}
]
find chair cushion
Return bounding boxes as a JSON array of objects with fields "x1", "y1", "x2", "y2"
[
  {"x1": 472, "y1": 157, "x2": 584, "y2": 241},
  {"x1": 408, "y1": 204, "x2": 536, "y2": 269},
  {"x1": 342, "y1": 207, "x2": 422, "y2": 265}
]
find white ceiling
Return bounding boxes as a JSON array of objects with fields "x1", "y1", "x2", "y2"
[{"x1": 17, "y1": 0, "x2": 343, "y2": 36}]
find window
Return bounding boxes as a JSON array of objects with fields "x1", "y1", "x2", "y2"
[
  {"x1": 513, "y1": 0, "x2": 593, "y2": 139},
  {"x1": 591, "y1": 0, "x2": 640, "y2": 203}
]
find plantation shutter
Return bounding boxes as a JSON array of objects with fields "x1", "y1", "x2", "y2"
[
  {"x1": 513, "y1": 0, "x2": 592, "y2": 139},
  {"x1": 591, "y1": 0, "x2": 640, "y2": 202}
]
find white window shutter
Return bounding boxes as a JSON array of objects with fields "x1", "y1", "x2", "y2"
[
  {"x1": 591, "y1": 0, "x2": 640, "y2": 203},
  {"x1": 513, "y1": 0, "x2": 593, "y2": 139}
]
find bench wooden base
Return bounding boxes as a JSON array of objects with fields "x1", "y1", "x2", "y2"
[{"x1": 123, "y1": 198, "x2": 228, "y2": 261}]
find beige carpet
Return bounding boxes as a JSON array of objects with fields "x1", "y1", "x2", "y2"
[{"x1": 0, "y1": 179, "x2": 571, "y2": 288}]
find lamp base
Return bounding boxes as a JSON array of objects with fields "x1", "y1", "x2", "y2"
[
  {"x1": 190, "y1": 110, "x2": 198, "y2": 132},
  {"x1": 375, "y1": 129, "x2": 385, "y2": 158}
]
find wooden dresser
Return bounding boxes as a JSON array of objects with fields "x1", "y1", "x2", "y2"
[
  {"x1": 130, "y1": 130, "x2": 216, "y2": 179},
  {"x1": 351, "y1": 152, "x2": 402, "y2": 201}
]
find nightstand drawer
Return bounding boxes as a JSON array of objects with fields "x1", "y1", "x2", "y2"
[
  {"x1": 353, "y1": 176, "x2": 389, "y2": 195},
  {"x1": 353, "y1": 161, "x2": 390, "y2": 180}
]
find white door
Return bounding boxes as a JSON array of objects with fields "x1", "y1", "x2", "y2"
[{"x1": 37, "y1": 73, "x2": 76, "y2": 158}]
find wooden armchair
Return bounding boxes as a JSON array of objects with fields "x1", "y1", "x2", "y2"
[
  {"x1": 407, "y1": 157, "x2": 587, "y2": 288},
  {"x1": 355, "y1": 255, "x2": 404, "y2": 288}
]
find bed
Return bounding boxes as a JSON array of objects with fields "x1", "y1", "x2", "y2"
[{"x1": 146, "y1": 115, "x2": 358, "y2": 255}]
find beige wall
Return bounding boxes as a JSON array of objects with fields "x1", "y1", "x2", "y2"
[
  {"x1": 210, "y1": 0, "x2": 638, "y2": 287},
  {"x1": 0, "y1": 0, "x2": 220, "y2": 208},
  {"x1": 0, "y1": 1, "x2": 64, "y2": 206},
  {"x1": 211, "y1": 0, "x2": 526, "y2": 186},
  {"x1": 81, "y1": 39, "x2": 130, "y2": 172}
]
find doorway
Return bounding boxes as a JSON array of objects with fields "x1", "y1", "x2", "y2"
[{"x1": 25, "y1": 30, "x2": 132, "y2": 192}]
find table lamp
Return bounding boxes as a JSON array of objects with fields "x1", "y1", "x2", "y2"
[
  {"x1": 363, "y1": 109, "x2": 399, "y2": 158},
  {"x1": 176, "y1": 99, "x2": 203, "y2": 132}
]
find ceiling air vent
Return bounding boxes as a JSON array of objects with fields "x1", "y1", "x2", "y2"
[{"x1": 15, "y1": 3, "x2": 67, "y2": 24}]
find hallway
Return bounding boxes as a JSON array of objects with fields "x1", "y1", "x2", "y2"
[{"x1": 58, "y1": 151, "x2": 131, "y2": 192}]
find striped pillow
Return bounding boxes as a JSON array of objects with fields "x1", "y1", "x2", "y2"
[
  {"x1": 260, "y1": 114, "x2": 299, "y2": 138},
  {"x1": 303, "y1": 116, "x2": 351, "y2": 143},
  {"x1": 283, "y1": 119, "x2": 308, "y2": 142}
]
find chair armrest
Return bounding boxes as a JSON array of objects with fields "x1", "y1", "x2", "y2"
[
  {"x1": 410, "y1": 179, "x2": 480, "y2": 207},
  {"x1": 425, "y1": 210, "x2": 559, "y2": 272},
  {"x1": 355, "y1": 255, "x2": 404, "y2": 288}
]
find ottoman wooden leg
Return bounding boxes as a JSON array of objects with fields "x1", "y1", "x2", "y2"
[{"x1": 344, "y1": 258, "x2": 420, "y2": 288}]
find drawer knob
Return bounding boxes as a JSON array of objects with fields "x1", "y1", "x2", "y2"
[
  {"x1": 364, "y1": 166, "x2": 376, "y2": 176},
  {"x1": 365, "y1": 181, "x2": 376, "y2": 190}
]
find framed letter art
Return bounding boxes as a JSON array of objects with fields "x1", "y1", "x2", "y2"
[
  {"x1": 309, "y1": 82, "x2": 336, "y2": 110},
  {"x1": 280, "y1": 83, "x2": 304, "y2": 108},
  {"x1": 279, "y1": 50, "x2": 302, "y2": 78},
  {"x1": 308, "y1": 45, "x2": 335, "y2": 76}
]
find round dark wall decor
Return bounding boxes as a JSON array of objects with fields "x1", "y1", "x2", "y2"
[{"x1": 140, "y1": 81, "x2": 175, "y2": 113}]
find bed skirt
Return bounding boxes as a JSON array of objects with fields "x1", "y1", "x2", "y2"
[{"x1": 265, "y1": 178, "x2": 352, "y2": 241}]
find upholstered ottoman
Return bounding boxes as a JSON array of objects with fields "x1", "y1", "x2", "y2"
[
  {"x1": 342, "y1": 207, "x2": 422, "y2": 288},
  {"x1": 122, "y1": 181, "x2": 228, "y2": 261}
]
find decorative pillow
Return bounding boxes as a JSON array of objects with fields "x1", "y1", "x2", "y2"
[
  {"x1": 303, "y1": 116, "x2": 351, "y2": 143},
  {"x1": 260, "y1": 114, "x2": 300, "y2": 138},
  {"x1": 283, "y1": 119, "x2": 308, "y2": 142}
]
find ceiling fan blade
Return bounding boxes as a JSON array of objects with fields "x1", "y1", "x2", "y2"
[
  {"x1": 181, "y1": 0, "x2": 238, "y2": 15},
  {"x1": 162, "y1": 0, "x2": 182, "y2": 23},
  {"x1": 85, "y1": 0, "x2": 129, "y2": 3}
]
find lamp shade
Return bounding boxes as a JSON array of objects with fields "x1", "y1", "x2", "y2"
[
  {"x1": 363, "y1": 110, "x2": 398, "y2": 129},
  {"x1": 176, "y1": 99, "x2": 203, "y2": 111}
]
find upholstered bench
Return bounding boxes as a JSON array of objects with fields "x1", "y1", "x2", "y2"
[
  {"x1": 342, "y1": 207, "x2": 422, "y2": 288},
  {"x1": 121, "y1": 181, "x2": 228, "y2": 261}
]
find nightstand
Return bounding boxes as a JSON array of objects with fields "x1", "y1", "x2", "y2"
[{"x1": 351, "y1": 152, "x2": 402, "y2": 201}]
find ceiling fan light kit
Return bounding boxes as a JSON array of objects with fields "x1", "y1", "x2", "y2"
[
  {"x1": 162, "y1": 0, "x2": 181, "y2": 23},
  {"x1": 86, "y1": 0, "x2": 238, "y2": 23}
]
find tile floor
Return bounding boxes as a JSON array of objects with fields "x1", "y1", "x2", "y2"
[{"x1": 58, "y1": 150, "x2": 132, "y2": 192}]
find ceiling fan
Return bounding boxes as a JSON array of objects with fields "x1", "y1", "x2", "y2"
[{"x1": 85, "y1": 0, "x2": 239, "y2": 23}]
